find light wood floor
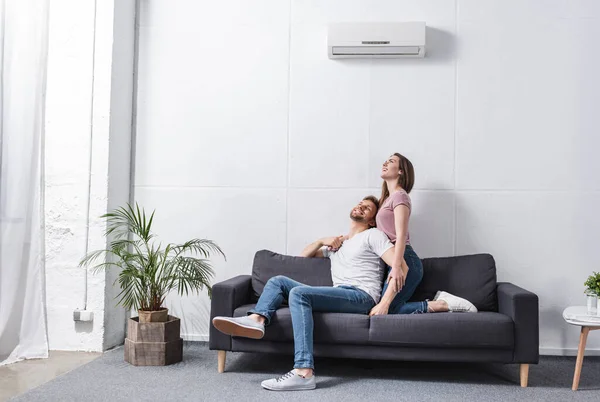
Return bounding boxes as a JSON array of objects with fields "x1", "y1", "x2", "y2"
[{"x1": 0, "y1": 351, "x2": 101, "y2": 402}]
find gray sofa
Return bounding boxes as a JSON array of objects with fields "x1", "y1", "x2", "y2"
[{"x1": 209, "y1": 250, "x2": 539, "y2": 387}]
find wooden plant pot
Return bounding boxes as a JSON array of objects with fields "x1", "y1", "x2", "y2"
[
  {"x1": 124, "y1": 315, "x2": 183, "y2": 366},
  {"x1": 138, "y1": 308, "x2": 169, "y2": 323}
]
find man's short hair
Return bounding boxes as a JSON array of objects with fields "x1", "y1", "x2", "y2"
[{"x1": 362, "y1": 195, "x2": 380, "y2": 213}]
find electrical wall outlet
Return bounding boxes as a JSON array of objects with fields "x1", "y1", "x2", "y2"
[{"x1": 73, "y1": 309, "x2": 94, "y2": 322}]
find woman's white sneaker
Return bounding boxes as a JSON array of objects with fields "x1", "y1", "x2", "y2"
[{"x1": 435, "y1": 291, "x2": 478, "y2": 313}]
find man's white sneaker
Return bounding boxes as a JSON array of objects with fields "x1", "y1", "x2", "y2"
[
  {"x1": 212, "y1": 316, "x2": 265, "y2": 339},
  {"x1": 261, "y1": 370, "x2": 316, "y2": 391},
  {"x1": 435, "y1": 291, "x2": 478, "y2": 313}
]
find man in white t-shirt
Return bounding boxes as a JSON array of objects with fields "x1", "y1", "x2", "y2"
[
  {"x1": 213, "y1": 196, "x2": 397, "y2": 390},
  {"x1": 213, "y1": 195, "x2": 476, "y2": 391}
]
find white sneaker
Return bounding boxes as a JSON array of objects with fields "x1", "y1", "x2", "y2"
[
  {"x1": 434, "y1": 291, "x2": 478, "y2": 313},
  {"x1": 261, "y1": 370, "x2": 316, "y2": 391},
  {"x1": 212, "y1": 316, "x2": 265, "y2": 339}
]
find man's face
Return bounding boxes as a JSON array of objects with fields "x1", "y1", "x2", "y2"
[{"x1": 349, "y1": 199, "x2": 377, "y2": 227}]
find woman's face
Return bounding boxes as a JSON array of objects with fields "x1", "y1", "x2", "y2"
[{"x1": 381, "y1": 155, "x2": 401, "y2": 180}]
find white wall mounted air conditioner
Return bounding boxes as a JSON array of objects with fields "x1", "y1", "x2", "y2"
[{"x1": 328, "y1": 22, "x2": 426, "y2": 59}]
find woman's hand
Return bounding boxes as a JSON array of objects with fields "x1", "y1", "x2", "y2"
[
  {"x1": 369, "y1": 303, "x2": 390, "y2": 316},
  {"x1": 387, "y1": 264, "x2": 406, "y2": 293}
]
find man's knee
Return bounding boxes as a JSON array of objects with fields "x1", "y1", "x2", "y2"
[
  {"x1": 289, "y1": 286, "x2": 310, "y2": 304},
  {"x1": 268, "y1": 275, "x2": 289, "y2": 285}
]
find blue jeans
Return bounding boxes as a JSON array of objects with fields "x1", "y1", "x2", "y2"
[
  {"x1": 382, "y1": 244, "x2": 427, "y2": 314},
  {"x1": 248, "y1": 275, "x2": 375, "y2": 369}
]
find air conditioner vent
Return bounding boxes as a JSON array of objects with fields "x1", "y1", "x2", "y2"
[{"x1": 328, "y1": 22, "x2": 426, "y2": 59}]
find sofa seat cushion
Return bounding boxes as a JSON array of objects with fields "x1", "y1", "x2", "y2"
[
  {"x1": 233, "y1": 304, "x2": 370, "y2": 344},
  {"x1": 369, "y1": 312, "x2": 514, "y2": 349}
]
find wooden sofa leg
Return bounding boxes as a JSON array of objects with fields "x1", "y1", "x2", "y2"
[
  {"x1": 218, "y1": 351, "x2": 226, "y2": 373},
  {"x1": 520, "y1": 364, "x2": 529, "y2": 387}
]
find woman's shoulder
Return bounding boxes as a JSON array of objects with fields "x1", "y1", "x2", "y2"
[
  {"x1": 390, "y1": 189, "x2": 411, "y2": 208},
  {"x1": 390, "y1": 189, "x2": 411, "y2": 201}
]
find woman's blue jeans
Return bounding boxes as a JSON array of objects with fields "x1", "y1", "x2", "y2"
[
  {"x1": 382, "y1": 244, "x2": 427, "y2": 314},
  {"x1": 248, "y1": 275, "x2": 375, "y2": 369}
]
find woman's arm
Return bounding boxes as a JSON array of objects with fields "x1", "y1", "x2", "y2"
[{"x1": 387, "y1": 204, "x2": 410, "y2": 291}]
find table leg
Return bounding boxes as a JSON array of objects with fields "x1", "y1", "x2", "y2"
[{"x1": 572, "y1": 326, "x2": 590, "y2": 391}]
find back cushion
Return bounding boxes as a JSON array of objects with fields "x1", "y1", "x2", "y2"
[
  {"x1": 251, "y1": 250, "x2": 333, "y2": 299},
  {"x1": 409, "y1": 254, "x2": 498, "y2": 312}
]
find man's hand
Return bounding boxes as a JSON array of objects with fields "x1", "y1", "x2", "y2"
[
  {"x1": 369, "y1": 303, "x2": 390, "y2": 316},
  {"x1": 301, "y1": 235, "x2": 346, "y2": 258},
  {"x1": 320, "y1": 235, "x2": 345, "y2": 251}
]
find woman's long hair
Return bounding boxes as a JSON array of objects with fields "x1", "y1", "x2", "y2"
[{"x1": 379, "y1": 153, "x2": 415, "y2": 206}]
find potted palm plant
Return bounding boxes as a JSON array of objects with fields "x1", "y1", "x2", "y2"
[{"x1": 80, "y1": 204, "x2": 225, "y2": 365}]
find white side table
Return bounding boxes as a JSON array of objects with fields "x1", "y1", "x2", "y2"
[{"x1": 562, "y1": 306, "x2": 600, "y2": 390}]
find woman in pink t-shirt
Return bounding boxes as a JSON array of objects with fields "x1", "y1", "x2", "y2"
[{"x1": 369, "y1": 153, "x2": 477, "y2": 315}]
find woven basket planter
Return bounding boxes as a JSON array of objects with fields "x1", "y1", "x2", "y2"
[{"x1": 124, "y1": 315, "x2": 183, "y2": 366}]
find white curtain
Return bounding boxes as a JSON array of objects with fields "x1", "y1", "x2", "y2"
[{"x1": 0, "y1": 0, "x2": 50, "y2": 365}]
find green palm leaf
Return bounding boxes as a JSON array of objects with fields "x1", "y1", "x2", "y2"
[{"x1": 79, "y1": 203, "x2": 225, "y2": 312}]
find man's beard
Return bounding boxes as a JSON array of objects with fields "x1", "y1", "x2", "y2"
[{"x1": 349, "y1": 210, "x2": 367, "y2": 223}]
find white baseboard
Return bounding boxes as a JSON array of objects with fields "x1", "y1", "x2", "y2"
[
  {"x1": 539, "y1": 347, "x2": 600, "y2": 357},
  {"x1": 180, "y1": 334, "x2": 600, "y2": 356},
  {"x1": 181, "y1": 333, "x2": 209, "y2": 342}
]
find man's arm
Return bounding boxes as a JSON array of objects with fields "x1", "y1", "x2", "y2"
[
  {"x1": 380, "y1": 246, "x2": 396, "y2": 267},
  {"x1": 379, "y1": 248, "x2": 400, "y2": 306},
  {"x1": 301, "y1": 240, "x2": 325, "y2": 258},
  {"x1": 381, "y1": 247, "x2": 408, "y2": 273},
  {"x1": 370, "y1": 247, "x2": 410, "y2": 313},
  {"x1": 301, "y1": 236, "x2": 344, "y2": 258}
]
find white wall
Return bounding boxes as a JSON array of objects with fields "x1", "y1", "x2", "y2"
[
  {"x1": 45, "y1": 0, "x2": 105, "y2": 351},
  {"x1": 45, "y1": 0, "x2": 135, "y2": 351},
  {"x1": 134, "y1": 0, "x2": 600, "y2": 354}
]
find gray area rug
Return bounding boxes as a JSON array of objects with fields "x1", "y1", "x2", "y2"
[{"x1": 12, "y1": 342, "x2": 600, "y2": 402}]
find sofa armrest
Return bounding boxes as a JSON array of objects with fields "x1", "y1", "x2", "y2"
[
  {"x1": 497, "y1": 282, "x2": 539, "y2": 363},
  {"x1": 209, "y1": 275, "x2": 252, "y2": 351}
]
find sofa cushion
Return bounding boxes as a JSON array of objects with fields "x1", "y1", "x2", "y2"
[
  {"x1": 252, "y1": 250, "x2": 333, "y2": 299},
  {"x1": 410, "y1": 254, "x2": 498, "y2": 312},
  {"x1": 369, "y1": 312, "x2": 513, "y2": 349},
  {"x1": 234, "y1": 304, "x2": 370, "y2": 344}
]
